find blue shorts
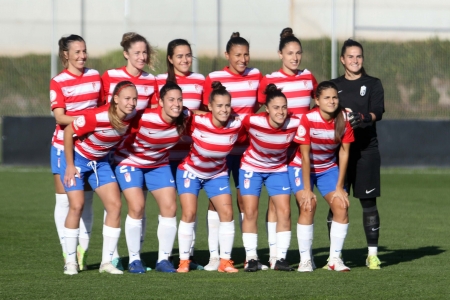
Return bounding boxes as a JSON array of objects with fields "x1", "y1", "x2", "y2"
[
  {"x1": 288, "y1": 166, "x2": 342, "y2": 197},
  {"x1": 60, "y1": 151, "x2": 117, "y2": 192},
  {"x1": 176, "y1": 168, "x2": 231, "y2": 199},
  {"x1": 115, "y1": 165, "x2": 176, "y2": 191},
  {"x1": 51, "y1": 146, "x2": 63, "y2": 174},
  {"x1": 169, "y1": 160, "x2": 182, "y2": 181},
  {"x1": 226, "y1": 154, "x2": 242, "y2": 189},
  {"x1": 239, "y1": 169, "x2": 291, "y2": 197}
]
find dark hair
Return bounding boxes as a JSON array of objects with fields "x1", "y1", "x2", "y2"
[
  {"x1": 340, "y1": 38, "x2": 366, "y2": 75},
  {"x1": 120, "y1": 32, "x2": 156, "y2": 70},
  {"x1": 110, "y1": 81, "x2": 137, "y2": 131},
  {"x1": 315, "y1": 81, "x2": 347, "y2": 143},
  {"x1": 279, "y1": 28, "x2": 302, "y2": 52},
  {"x1": 208, "y1": 81, "x2": 231, "y2": 104},
  {"x1": 225, "y1": 32, "x2": 250, "y2": 53},
  {"x1": 264, "y1": 83, "x2": 286, "y2": 106},
  {"x1": 58, "y1": 34, "x2": 85, "y2": 68},
  {"x1": 166, "y1": 39, "x2": 192, "y2": 83},
  {"x1": 159, "y1": 82, "x2": 188, "y2": 135}
]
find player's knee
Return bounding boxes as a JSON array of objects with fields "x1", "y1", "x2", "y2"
[{"x1": 219, "y1": 208, "x2": 233, "y2": 222}]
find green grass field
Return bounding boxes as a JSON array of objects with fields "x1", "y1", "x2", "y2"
[{"x1": 0, "y1": 167, "x2": 449, "y2": 299}]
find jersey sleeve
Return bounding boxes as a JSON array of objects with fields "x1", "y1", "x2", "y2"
[
  {"x1": 202, "y1": 76, "x2": 213, "y2": 106},
  {"x1": 342, "y1": 119, "x2": 355, "y2": 143},
  {"x1": 71, "y1": 112, "x2": 97, "y2": 137},
  {"x1": 49, "y1": 79, "x2": 66, "y2": 110},
  {"x1": 257, "y1": 76, "x2": 268, "y2": 104},
  {"x1": 100, "y1": 71, "x2": 111, "y2": 105},
  {"x1": 294, "y1": 116, "x2": 310, "y2": 145},
  {"x1": 369, "y1": 78, "x2": 385, "y2": 121}
]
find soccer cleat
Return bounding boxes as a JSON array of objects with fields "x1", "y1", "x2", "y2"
[
  {"x1": 322, "y1": 254, "x2": 343, "y2": 269},
  {"x1": 258, "y1": 261, "x2": 269, "y2": 270},
  {"x1": 177, "y1": 259, "x2": 191, "y2": 273},
  {"x1": 128, "y1": 260, "x2": 146, "y2": 274},
  {"x1": 366, "y1": 255, "x2": 381, "y2": 270},
  {"x1": 99, "y1": 262, "x2": 124, "y2": 274},
  {"x1": 155, "y1": 259, "x2": 177, "y2": 273},
  {"x1": 64, "y1": 262, "x2": 79, "y2": 275},
  {"x1": 204, "y1": 257, "x2": 220, "y2": 271},
  {"x1": 244, "y1": 259, "x2": 259, "y2": 272},
  {"x1": 111, "y1": 257, "x2": 124, "y2": 271},
  {"x1": 297, "y1": 260, "x2": 314, "y2": 272},
  {"x1": 274, "y1": 258, "x2": 295, "y2": 271},
  {"x1": 189, "y1": 256, "x2": 204, "y2": 270},
  {"x1": 268, "y1": 257, "x2": 277, "y2": 270},
  {"x1": 218, "y1": 259, "x2": 239, "y2": 273},
  {"x1": 327, "y1": 257, "x2": 350, "y2": 272},
  {"x1": 77, "y1": 245, "x2": 88, "y2": 271}
]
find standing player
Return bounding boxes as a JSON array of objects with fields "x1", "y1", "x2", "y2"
[
  {"x1": 240, "y1": 84, "x2": 300, "y2": 272},
  {"x1": 257, "y1": 28, "x2": 318, "y2": 267},
  {"x1": 176, "y1": 82, "x2": 241, "y2": 273},
  {"x1": 154, "y1": 39, "x2": 205, "y2": 270},
  {"x1": 202, "y1": 32, "x2": 263, "y2": 271},
  {"x1": 61, "y1": 81, "x2": 137, "y2": 275},
  {"x1": 50, "y1": 34, "x2": 100, "y2": 271},
  {"x1": 329, "y1": 39, "x2": 385, "y2": 269},
  {"x1": 101, "y1": 32, "x2": 157, "y2": 270},
  {"x1": 288, "y1": 81, "x2": 354, "y2": 272},
  {"x1": 113, "y1": 82, "x2": 191, "y2": 274}
]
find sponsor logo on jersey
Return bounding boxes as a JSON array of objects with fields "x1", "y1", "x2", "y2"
[
  {"x1": 295, "y1": 177, "x2": 301, "y2": 186},
  {"x1": 184, "y1": 178, "x2": 190, "y2": 188},
  {"x1": 50, "y1": 90, "x2": 57, "y2": 102},
  {"x1": 244, "y1": 178, "x2": 250, "y2": 189},
  {"x1": 125, "y1": 172, "x2": 131, "y2": 182},
  {"x1": 76, "y1": 116, "x2": 86, "y2": 128},
  {"x1": 360, "y1": 85, "x2": 366, "y2": 96}
]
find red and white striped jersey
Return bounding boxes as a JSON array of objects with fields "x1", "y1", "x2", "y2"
[
  {"x1": 115, "y1": 106, "x2": 191, "y2": 168},
  {"x1": 258, "y1": 69, "x2": 317, "y2": 116},
  {"x1": 72, "y1": 105, "x2": 134, "y2": 161},
  {"x1": 50, "y1": 68, "x2": 101, "y2": 150},
  {"x1": 179, "y1": 113, "x2": 243, "y2": 179},
  {"x1": 289, "y1": 107, "x2": 354, "y2": 173},
  {"x1": 153, "y1": 72, "x2": 205, "y2": 109},
  {"x1": 240, "y1": 113, "x2": 300, "y2": 173},
  {"x1": 101, "y1": 66, "x2": 156, "y2": 111}
]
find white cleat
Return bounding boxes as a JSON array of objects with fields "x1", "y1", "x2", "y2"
[
  {"x1": 297, "y1": 260, "x2": 314, "y2": 272},
  {"x1": 268, "y1": 257, "x2": 277, "y2": 270},
  {"x1": 99, "y1": 262, "x2": 124, "y2": 274},
  {"x1": 204, "y1": 257, "x2": 220, "y2": 271},
  {"x1": 327, "y1": 257, "x2": 350, "y2": 272},
  {"x1": 64, "y1": 262, "x2": 79, "y2": 275}
]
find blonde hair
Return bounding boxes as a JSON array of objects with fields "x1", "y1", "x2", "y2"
[
  {"x1": 121, "y1": 32, "x2": 157, "y2": 70},
  {"x1": 109, "y1": 81, "x2": 136, "y2": 131}
]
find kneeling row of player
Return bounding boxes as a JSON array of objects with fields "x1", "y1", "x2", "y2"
[{"x1": 60, "y1": 80, "x2": 353, "y2": 275}]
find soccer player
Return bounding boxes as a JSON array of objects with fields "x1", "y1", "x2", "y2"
[
  {"x1": 113, "y1": 82, "x2": 191, "y2": 274},
  {"x1": 176, "y1": 82, "x2": 242, "y2": 273},
  {"x1": 154, "y1": 39, "x2": 206, "y2": 270},
  {"x1": 330, "y1": 39, "x2": 385, "y2": 269},
  {"x1": 101, "y1": 32, "x2": 157, "y2": 270},
  {"x1": 257, "y1": 28, "x2": 318, "y2": 267},
  {"x1": 288, "y1": 81, "x2": 354, "y2": 272},
  {"x1": 50, "y1": 34, "x2": 101, "y2": 271},
  {"x1": 202, "y1": 32, "x2": 263, "y2": 271},
  {"x1": 61, "y1": 81, "x2": 138, "y2": 275},
  {"x1": 240, "y1": 84, "x2": 300, "y2": 272}
]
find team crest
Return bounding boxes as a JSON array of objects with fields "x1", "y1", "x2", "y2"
[
  {"x1": 50, "y1": 90, "x2": 57, "y2": 102},
  {"x1": 144, "y1": 87, "x2": 148, "y2": 94},
  {"x1": 92, "y1": 83, "x2": 97, "y2": 91},
  {"x1": 125, "y1": 172, "x2": 131, "y2": 182},
  {"x1": 360, "y1": 85, "x2": 366, "y2": 96},
  {"x1": 195, "y1": 84, "x2": 200, "y2": 92},
  {"x1": 295, "y1": 177, "x2": 301, "y2": 187},
  {"x1": 184, "y1": 178, "x2": 191, "y2": 188},
  {"x1": 244, "y1": 178, "x2": 250, "y2": 189},
  {"x1": 248, "y1": 81, "x2": 253, "y2": 89}
]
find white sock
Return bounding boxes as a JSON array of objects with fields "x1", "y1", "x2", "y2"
[
  {"x1": 55, "y1": 194, "x2": 69, "y2": 254},
  {"x1": 157, "y1": 215, "x2": 177, "y2": 262},
  {"x1": 104, "y1": 209, "x2": 120, "y2": 260},
  {"x1": 207, "y1": 210, "x2": 220, "y2": 258},
  {"x1": 78, "y1": 191, "x2": 94, "y2": 251},
  {"x1": 189, "y1": 216, "x2": 198, "y2": 257},
  {"x1": 297, "y1": 224, "x2": 313, "y2": 262},
  {"x1": 238, "y1": 212, "x2": 244, "y2": 232},
  {"x1": 102, "y1": 225, "x2": 121, "y2": 264},
  {"x1": 242, "y1": 233, "x2": 258, "y2": 260},
  {"x1": 125, "y1": 215, "x2": 142, "y2": 263},
  {"x1": 140, "y1": 191, "x2": 148, "y2": 250},
  {"x1": 64, "y1": 227, "x2": 79, "y2": 263},
  {"x1": 219, "y1": 221, "x2": 235, "y2": 260},
  {"x1": 267, "y1": 222, "x2": 277, "y2": 258},
  {"x1": 276, "y1": 231, "x2": 291, "y2": 260},
  {"x1": 368, "y1": 246, "x2": 378, "y2": 256},
  {"x1": 178, "y1": 221, "x2": 195, "y2": 260},
  {"x1": 330, "y1": 221, "x2": 348, "y2": 259}
]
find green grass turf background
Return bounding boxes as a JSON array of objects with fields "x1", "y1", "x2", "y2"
[{"x1": 0, "y1": 167, "x2": 449, "y2": 299}]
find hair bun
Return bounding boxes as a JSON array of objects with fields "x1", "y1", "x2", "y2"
[
  {"x1": 264, "y1": 83, "x2": 281, "y2": 95},
  {"x1": 120, "y1": 32, "x2": 138, "y2": 47},
  {"x1": 211, "y1": 81, "x2": 227, "y2": 91},
  {"x1": 230, "y1": 32, "x2": 240, "y2": 38},
  {"x1": 280, "y1": 27, "x2": 294, "y2": 40}
]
